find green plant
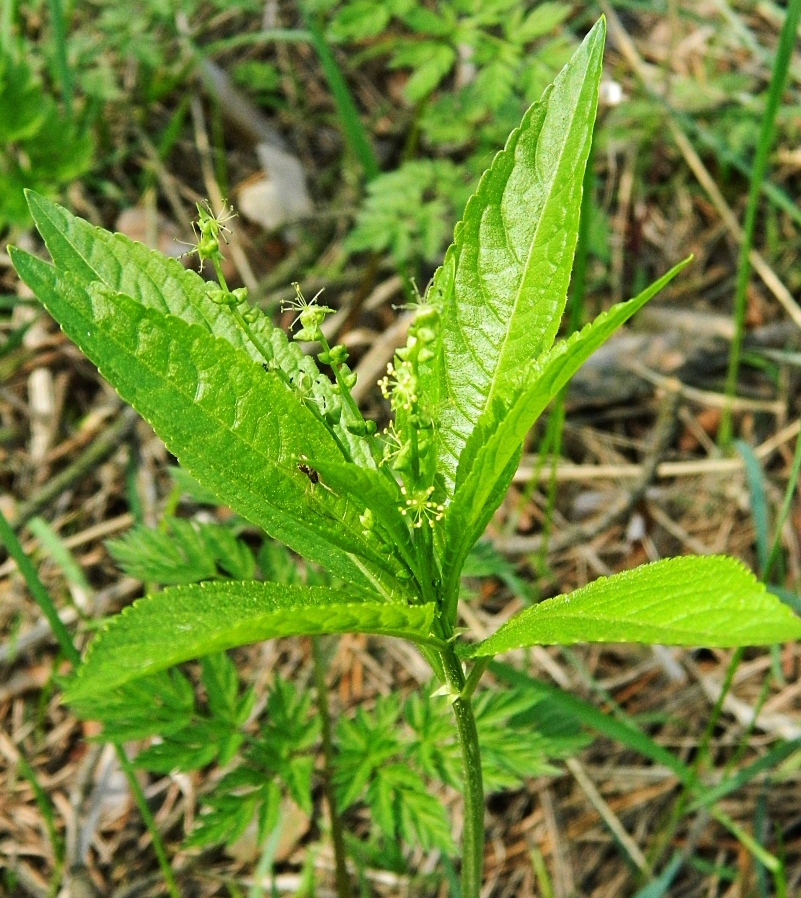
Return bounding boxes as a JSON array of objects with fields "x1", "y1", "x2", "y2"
[
  {"x1": 10, "y1": 19, "x2": 801, "y2": 896},
  {"x1": 0, "y1": 39, "x2": 92, "y2": 229},
  {"x1": 321, "y1": 0, "x2": 578, "y2": 268}
]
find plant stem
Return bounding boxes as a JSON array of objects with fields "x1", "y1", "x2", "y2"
[
  {"x1": 311, "y1": 637, "x2": 350, "y2": 898},
  {"x1": 441, "y1": 646, "x2": 484, "y2": 898}
]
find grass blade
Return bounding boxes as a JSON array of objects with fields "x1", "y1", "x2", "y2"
[
  {"x1": 46, "y1": 0, "x2": 72, "y2": 119},
  {"x1": 720, "y1": 0, "x2": 801, "y2": 444},
  {"x1": 0, "y1": 505, "x2": 79, "y2": 666},
  {"x1": 764, "y1": 423, "x2": 801, "y2": 580},
  {"x1": 0, "y1": 506, "x2": 180, "y2": 898},
  {"x1": 299, "y1": 8, "x2": 379, "y2": 182},
  {"x1": 734, "y1": 440, "x2": 770, "y2": 575},
  {"x1": 490, "y1": 661, "x2": 693, "y2": 783},
  {"x1": 687, "y1": 738, "x2": 801, "y2": 812}
]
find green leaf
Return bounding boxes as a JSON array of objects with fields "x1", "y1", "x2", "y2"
[
  {"x1": 304, "y1": 456, "x2": 419, "y2": 580},
  {"x1": 423, "y1": 20, "x2": 605, "y2": 494},
  {"x1": 20, "y1": 191, "x2": 373, "y2": 468},
  {"x1": 64, "y1": 581, "x2": 438, "y2": 702},
  {"x1": 68, "y1": 669, "x2": 196, "y2": 742},
  {"x1": 137, "y1": 517, "x2": 257, "y2": 584},
  {"x1": 10, "y1": 252, "x2": 404, "y2": 595},
  {"x1": 461, "y1": 557, "x2": 801, "y2": 657},
  {"x1": 441, "y1": 259, "x2": 689, "y2": 606}
]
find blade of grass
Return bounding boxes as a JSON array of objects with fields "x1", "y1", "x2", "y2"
[
  {"x1": 763, "y1": 422, "x2": 801, "y2": 581},
  {"x1": 15, "y1": 750, "x2": 64, "y2": 897},
  {"x1": 632, "y1": 853, "x2": 682, "y2": 898},
  {"x1": 735, "y1": 440, "x2": 770, "y2": 575},
  {"x1": 679, "y1": 113, "x2": 801, "y2": 229},
  {"x1": 709, "y1": 806, "x2": 780, "y2": 873},
  {"x1": 490, "y1": 661, "x2": 692, "y2": 783},
  {"x1": 530, "y1": 845, "x2": 555, "y2": 898},
  {"x1": 0, "y1": 507, "x2": 79, "y2": 666},
  {"x1": 0, "y1": 506, "x2": 180, "y2": 898},
  {"x1": 298, "y1": 6, "x2": 379, "y2": 183},
  {"x1": 754, "y1": 791, "x2": 771, "y2": 898},
  {"x1": 687, "y1": 738, "x2": 801, "y2": 812},
  {"x1": 46, "y1": 0, "x2": 72, "y2": 119},
  {"x1": 719, "y1": 0, "x2": 801, "y2": 445},
  {"x1": 26, "y1": 516, "x2": 91, "y2": 594}
]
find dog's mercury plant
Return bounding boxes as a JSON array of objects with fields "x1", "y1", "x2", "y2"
[{"x1": 10, "y1": 20, "x2": 801, "y2": 895}]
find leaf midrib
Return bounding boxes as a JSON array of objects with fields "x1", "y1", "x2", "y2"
[{"x1": 482, "y1": 78, "x2": 589, "y2": 415}]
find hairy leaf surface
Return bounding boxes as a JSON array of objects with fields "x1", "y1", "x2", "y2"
[
  {"x1": 461, "y1": 557, "x2": 801, "y2": 656},
  {"x1": 424, "y1": 20, "x2": 604, "y2": 493},
  {"x1": 441, "y1": 260, "x2": 689, "y2": 604},
  {"x1": 11, "y1": 250, "x2": 405, "y2": 595},
  {"x1": 64, "y1": 582, "x2": 437, "y2": 700},
  {"x1": 23, "y1": 191, "x2": 373, "y2": 467}
]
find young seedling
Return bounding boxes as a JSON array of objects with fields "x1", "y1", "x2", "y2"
[{"x1": 10, "y1": 19, "x2": 801, "y2": 897}]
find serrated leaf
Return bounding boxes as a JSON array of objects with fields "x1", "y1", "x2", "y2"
[
  {"x1": 460, "y1": 557, "x2": 801, "y2": 657},
  {"x1": 64, "y1": 581, "x2": 437, "y2": 701},
  {"x1": 69, "y1": 669, "x2": 195, "y2": 741},
  {"x1": 136, "y1": 732, "x2": 219, "y2": 773},
  {"x1": 368, "y1": 763, "x2": 453, "y2": 852},
  {"x1": 423, "y1": 20, "x2": 605, "y2": 494},
  {"x1": 184, "y1": 792, "x2": 261, "y2": 849},
  {"x1": 201, "y1": 652, "x2": 241, "y2": 723},
  {"x1": 10, "y1": 252, "x2": 403, "y2": 596},
  {"x1": 106, "y1": 520, "x2": 218, "y2": 585},
  {"x1": 305, "y1": 456, "x2": 418, "y2": 580},
  {"x1": 20, "y1": 191, "x2": 373, "y2": 467},
  {"x1": 107, "y1": 519, "x2": 256, "y2": 584},
  {"x1": 199, "y1": 523, "x2": 256, "y2": 581},
  {"x1": 441, "y1": 260, "x2": 689, "y2": 606}
]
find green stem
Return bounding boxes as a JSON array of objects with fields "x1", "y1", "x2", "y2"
[
  {"x1": 441, "y1": 647, "x2": 484, "y2": 898},
  {"x1": 115, "y1": 747, "x2": 180, "y2": 898},
  {"x1": 311, "y1": 638, "x2": 350, "y2": 898},
  {"x1": 763, "y1": 421, "x2": 801, "y2": 581}
]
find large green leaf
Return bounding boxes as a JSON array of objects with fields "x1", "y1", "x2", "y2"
[
  {"x1": 441, "y1": 260, "x2": 689, "y2": 607},
  {"x1": 460, "y1": 557, "x2": 801, "y2": 657},
  {"x1": 22, "y1": 191, "x2": 374, "y2": 468},
  {"x1": 423, "y1": 20, "x2": 605, "y2": 494},
  {"x1": 64, "y1": 582, "x2": 438, "y2": 701},
  {"x1": 10, "y1": 250, "x2": 406, "y2": 597}
]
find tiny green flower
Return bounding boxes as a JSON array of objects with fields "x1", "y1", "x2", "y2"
[
  {"x1": 399, "y1": 485, "x2": 444, "y2": 529},
  {"x1": 282, "y1": 283, "x2": 334, "y2": 342},
  {"x1": 378, "y1": 359, "x2": 418, "y2": 411},
  {"x1": 188, "y1": 201, "x2": 236, "y2": 271}
]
